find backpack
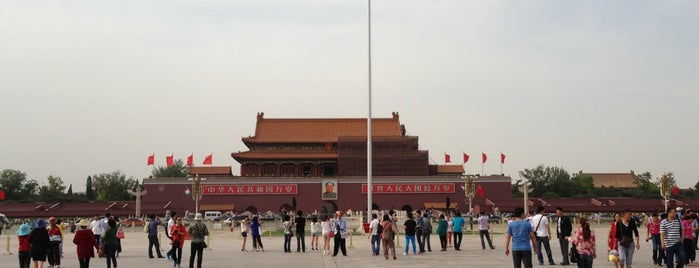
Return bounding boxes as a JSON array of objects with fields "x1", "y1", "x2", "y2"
[
  {"x1": 422, "y1": 217, "x2": 433, "y2": 234},
  {"x1": 377, "y1": 221, "x2": 383, "y2": 234}
]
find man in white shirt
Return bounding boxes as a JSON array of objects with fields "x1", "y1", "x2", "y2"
[
  {"x1": 531, "y1": 206, "x2": 555, "y2": 265},
  {"x1": 90, "y1": 214, "x2": 104, "y2": 245},
  {"x1": 478, "y1": 211, "x2": 495, "y2": 249},
  {"x1": 369, "y1": 213, "x2": 381, "y2": 256}
]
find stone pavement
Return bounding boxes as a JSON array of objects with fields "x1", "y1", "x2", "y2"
[{"x1": 0, "y1": 223, "x2": 658, "y2": 267}]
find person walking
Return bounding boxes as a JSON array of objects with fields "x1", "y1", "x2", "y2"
[
  {"x1": 310, "y1": 217, "x2": 321, "y2": 251},
  {"x1": 646, "y1": 212, "x2": 662, "y2": 266},
  {"x1": 556, "y1": 207, "x2": 572, "y2": 265},
  {"x1": 188, "y1": 213, "x2": 209, "y2": 268},
  {"x1": 332, "y1": 211, "x2": 348, "y2": 257},
  {"x1": 73, "y1": 219, "x2": 98, "y2": 268},
  {"x1": 660, "y1": 207, "x2": 684, "y2": 268},
  {"x1": 447, "y1": 215, "x2": 453, "y2": 248},
  {"x1": 102, "y1": 218, "x2": 119, "y2": 268},
  {"x1": 608, "y1": 212, "x2": 622, "y2": 268},
  {"x1": 381, "y1": 214, "x2": 397, "y2": 260},
  {"x1": 30, "y1": 219, "x2": 50, "y2": 268},
  {"x1": 478, "y1": 211, "x2": 495, "y2": 250},
  {"x1": 616, "y1": 210, "x2": 640, "y2": 268},
  {"x1": 531, "y1": 206, "x2": 556, "y2": 265},
  {"x1": 452, "y1": 211, "x2": 464, "y2": 251},
  {"x1": 47, "y1": 217, "x2": 62, "y2": 268},
  {"x1": 682, "y1": 214, "x2": 694, "y2": 266},
  {"x1": 250, "y1": 216, "x2": 264, "y2": 252},
  {"x1": 295, "y1": 210, "x2": 306, "y2": 252},
  {"x1": 436, "y1": 214, "x2": 448, "y2": 251},
  {"x1": 403, "y1": 212, "x2": 417, "y2": 255},
  {"x1": 321, "y1": 215, "x2": 332, "y2": 255},
  {"x1": 239, "y1": 216, "x2": 249, "y2": 252},
  {"x1": 147, "y1": 215, "x2": 164, "y2": 259},
  {"x1": 569, "y1": 217, "x2": 596, "y2": 268},
  {"x1": 282, "y1": 215, "x2": 293, "y2": 253},
  {"x1": 416, "y1": 210, "x2": 424, "y2": 253},
  {"x1": 421, "y1": 213, "x2": 432, "y2": 252},
  {"x1": 17, "y1": 223, "x2": 32, "y2": 268},
  {"x1": 505, "y1": 207, "x2": 537, "y2": 268},
  {"x1": 169, "y1": 217, "x2": 187, "y2": 267},
  {"x1": 90, "y1": 215, "x2": 103, "y2": 249},
  {"x1": 369, "y1": 213, "x2": 381, "y2": 256}
]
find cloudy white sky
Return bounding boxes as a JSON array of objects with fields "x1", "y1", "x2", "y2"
[{"x1": 1, "y1": 1, "x2": 698, "y2": 192}]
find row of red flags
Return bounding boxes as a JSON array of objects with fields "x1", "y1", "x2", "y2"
[
  {"x1": 147, "y1": 154, "x2": 212, "y2": 166},
  {"x1": 444, "y1": 152, "x2": 506, "y2": 164}
]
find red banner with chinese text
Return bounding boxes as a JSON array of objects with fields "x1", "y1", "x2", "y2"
[
  {"x1": 203, "y1": 184, "x2": 298, "y2": 195},
  {"x1": 361, "y1": 183, "x2": 455, "y2": 194}
]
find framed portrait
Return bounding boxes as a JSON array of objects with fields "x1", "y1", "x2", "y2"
[{"x1": 321, "y1": 180, "x2": 338, "y2": 200}]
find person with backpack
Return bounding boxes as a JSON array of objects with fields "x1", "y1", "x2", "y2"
[
  {"x1": 188, "y1": 213, "x2": 209, "y2": 268},
  {"x1": 369, "y1": 213, "x2": 381, "y2": 256},
  {"x1": 420, "y1": 213, "x2": 433, "y2": 253}
]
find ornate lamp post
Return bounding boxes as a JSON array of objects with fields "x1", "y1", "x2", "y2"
[
  {"x1": 127, "y1": 181, "x2": 147, "y2": 218},
  {"x1": 188, "y1": 174, "x2": 206, "y2": 215},
  {"x1": 462, "y1": 174, "x2": 477, "y2": 215},
  {"x1": 518, "y1": 179, "x2": 533, "y2": 216},
  {"x1": 658, "y1": 173, "x2": 674, "y2": 212}
]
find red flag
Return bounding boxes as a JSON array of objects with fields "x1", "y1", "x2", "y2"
[
  {"x1": 500, "y1": 153, "x2": 506, "y2": 164},
  {"x1": 445, "y1": 153, "x2": 451, "y2": 163},
  {"x1": 672, "y1": 185, "x2": 679, "y2": 196},
  {"x1": 187, "y1": 154, "x2": 193, "y2": 166},
  {"x1": 0, "y1": 190, "x2": 5, "y2": 201},
  {"x1": 482, "y1": 153, "x2": 487, "y2": 164},
  {"x1": 166, "y1": 155, "x2": 174, "y2": 167},
  {"x1": 147, "y1": 154, "x2": 155, "y2": 166},
  {"x1": 184, "y1": 187, "x2": 191, "y2": 196},
  {"x1": 476, "y1": 184, "x2": 485, "y2": 197},
  {"x1": 203, "y1": 154, "x2": 212, "y2": 165},
  {"x1": 463, "y1": 153, "x2": 470, "y2": 163}
]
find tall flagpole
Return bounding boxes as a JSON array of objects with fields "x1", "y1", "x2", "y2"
[
  {"x1": 366, "y1": 0, "x2": 373, "y2": 223},
  {"x1": 500, "y1": 151, "x2": 503, "y2": 175}
]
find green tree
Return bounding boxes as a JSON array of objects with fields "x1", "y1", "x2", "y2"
[
  {"x1": 518, "y1": 165, "x2": 574, "y2": 197},
  {"x1": 38, "y1": 175, "x2": 67, "y2": 202},
  {"x1": 630, "y1": 172, "x2": 660, "y2": 198},
  {"x1": 85, "y1": 176, "x2": 95, "y2": 201},
  {"x1": 67, "y1": 184, "x2": 73, "y2": 195},
  {"x1": 0, "y1": 169, "x2": 39, "y2": 202},
  {"x1": 151, "y1": 159, "x2": 189, "y2": 178},
  {"x1": 92, "y1": 171, "x2": 138, "y2": 201}
]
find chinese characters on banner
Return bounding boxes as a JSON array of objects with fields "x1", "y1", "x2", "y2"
[
  {"x1": 361, "y1": 183, "x2": 455, "y2": 194},
  {"x1": 203, "y1": 184, "x2": 298, "y2": 195}
]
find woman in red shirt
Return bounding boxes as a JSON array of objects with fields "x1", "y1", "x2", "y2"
[
  {"x1": 607, "y1": 212, "x2": 621, "y2": 268},
  {"x1": 170, "y1": 217, "x2": 188, "y2": 268},
  {"x1": 73, "y1": 219, "x2": 98, "y2": 268},
  {"x1": 17, "y1": 223, "x2": 32, "y2": 268}
]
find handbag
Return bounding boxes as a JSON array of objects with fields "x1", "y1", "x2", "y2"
[
  {"x1": 202, "y1": 241, "x2": 208, "y2": 248},
  {"x1": 569, "y1": 244, "x2": 579, "y2": 263},
  {"x1": 619, "y1": 235, "x2": 633, "y2": 248},
  {"x1": 328, "y1": 231, "x2": 335, "y2": 237}
]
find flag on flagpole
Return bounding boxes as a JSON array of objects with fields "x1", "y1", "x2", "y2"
[
  {"x1": 482, "y1": 153, "x2": 487, "y2": 164},
  {"x1": 463, "y1": 153, "x2": 470, "y2": 164},
  {"x1": 166, "y1": 155, "x2": 174, "y2": 167},
  {"x1": 203, "y1": 154, "x2": 212, "y2": 165},
  {"x1": 445, "y1": 153, "x2": 451, "y2": 163},
  {"x1": 476, "y1": 184, "x2": 485, "y2": 197},
  {"x1": 500, "y1": 153, "x2": 506, "y2": 164},
  {"x1": 147, "y1": 154, "x2": 155, "y2": 166},
  {"x1": 187, "y1": 154, "x2": 193, "y2": 166}
]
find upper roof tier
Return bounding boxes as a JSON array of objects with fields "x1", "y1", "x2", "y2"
[{"x1": 242, "y1": 112, "x2": 404, "y2": 144}]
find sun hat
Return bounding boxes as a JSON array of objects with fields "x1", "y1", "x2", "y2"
[
  {"x1": 35, "y1": 219, "x2": 48, "y2": 229},
  {"x1": 77, "y1": 219, "x2": 91, "y2": 227},
  {"x1": 16, "y1": 223, "x2": 31, "y2": 236},
  {"x1": 194, "y1": 213, "x2": 203, "y2": 221}
]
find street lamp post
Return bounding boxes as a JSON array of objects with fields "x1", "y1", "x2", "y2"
[
  {"x1": 518, "y1": 179, "x2": 533, "y2": 216},
  {"x1": 189, "y1": 174, "x2": 206, "y2": 215},
  {"x1": 127, "y1": 181, "x2": 147, "y2": 218},
  {"x1": 462, "y1": 175, "x2": 476, "y2": 215}
]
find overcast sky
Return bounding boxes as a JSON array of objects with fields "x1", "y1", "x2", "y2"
[{"x1": 1, "y1": 1, "x2": 698, "y2": 192}]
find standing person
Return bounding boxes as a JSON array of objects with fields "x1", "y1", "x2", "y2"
[
  {"x1": 166, "y1": 212, "x2": 177, "y2": 260},
  {"x1": 569, "y1": 217, "x2": 596, "y2": 268},
  {"x1": 102, "y1": 218, "x2": 119, "y2": 268},
  {"x1": 693, "y1": 213, "x2": 699, "y2": 265},
  {"x1": 416, "y1": 210, "x2": 424, "y2": 254},
  {"x1": 321, "y1": 215, "x2": 332, "y2": 255},
  {"x1": 47, "y1": 217, "x2": 62, "y2": 268},
  {"x1": 282, "y1": 215, "x2": 293, "y2": 253},
  {"x1": 188, "y1": 213, "x2": 209, "y2": 268},
  {"x1": 608, "y1": 212, "x2": 622, "y2": 268},
  {"x1": 239, "y1": 216, "x2": 249, "y2": 252},
  {"x1": 332, "y1": 211, "x2": 348, "y2": 257},
  {"x1": 295, "y1": 210, "x2": 306, "y2": 252},
  {"x1": 90, "y1": 215, "x2": 103, "y2": 249},
  {"x1": 479, "y1": 211, "x2": 495, "y2": 250},
  {"x1": 310, "y1": 217, "x2": 321, "y2": 251},
  {"x1": 436, "y1": 214, "x2": 448, "y2": 251},
  {"x1": 531, "y1": 206, "x2": 556, "y2": 265},
  {"x1": 505, "y1": 207, "x2": 537, "y2": 268},
  {"x1": 169, "y1": 217, "x2": 187, "y2": 267},
  {"x1": 447, "y1": 215, "x2": 453, "y2": 248},
  {"x1": 73, "y1": 219, "x2": 98, "y2": 268},
  {"x1": 683, "y1": 214, "x2": 695, "y2": 266},
  {"x1": 250, "y1": 216, "x2": 264, "y2": 252},
  {"x1": 30, "y1": 219, "x2": 50, "y2": 268},
  {"x1": 646, "y1": 212, "x2": 662, "y2": 266},
  {"x1": 147, "y1": 215, "x2": 164, "y2": 259},
  {"x1": 660, "y1": 207, "x2": 684, "y2": 268},
  {"x1": 556, "y1": 207, "x2": 572, "y2": 265},
  {"x1": 381, "y1": 214, "x2": 397, "y2": 260},
  {"x1": 421, "y1": 213, "x2": 432, "y2": 252},
  {"x1": 115, "y1": 217, "x2": 124, "y2": 258},
  {"x1": 616, "y1": 210, "x2": 640, "y2": 268},
  {"x1": 369, "y1": 213, "x2": 381, "y2": 256},
  {"x1": 403, "y1": 212, "x2": 417, "y2": 256},
  {"x1": 452, "y1": 211, "x2": 464, "y2": 251},
  {"x1": 17, "y1": 223, "x2": 32, "y2": 268}
]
